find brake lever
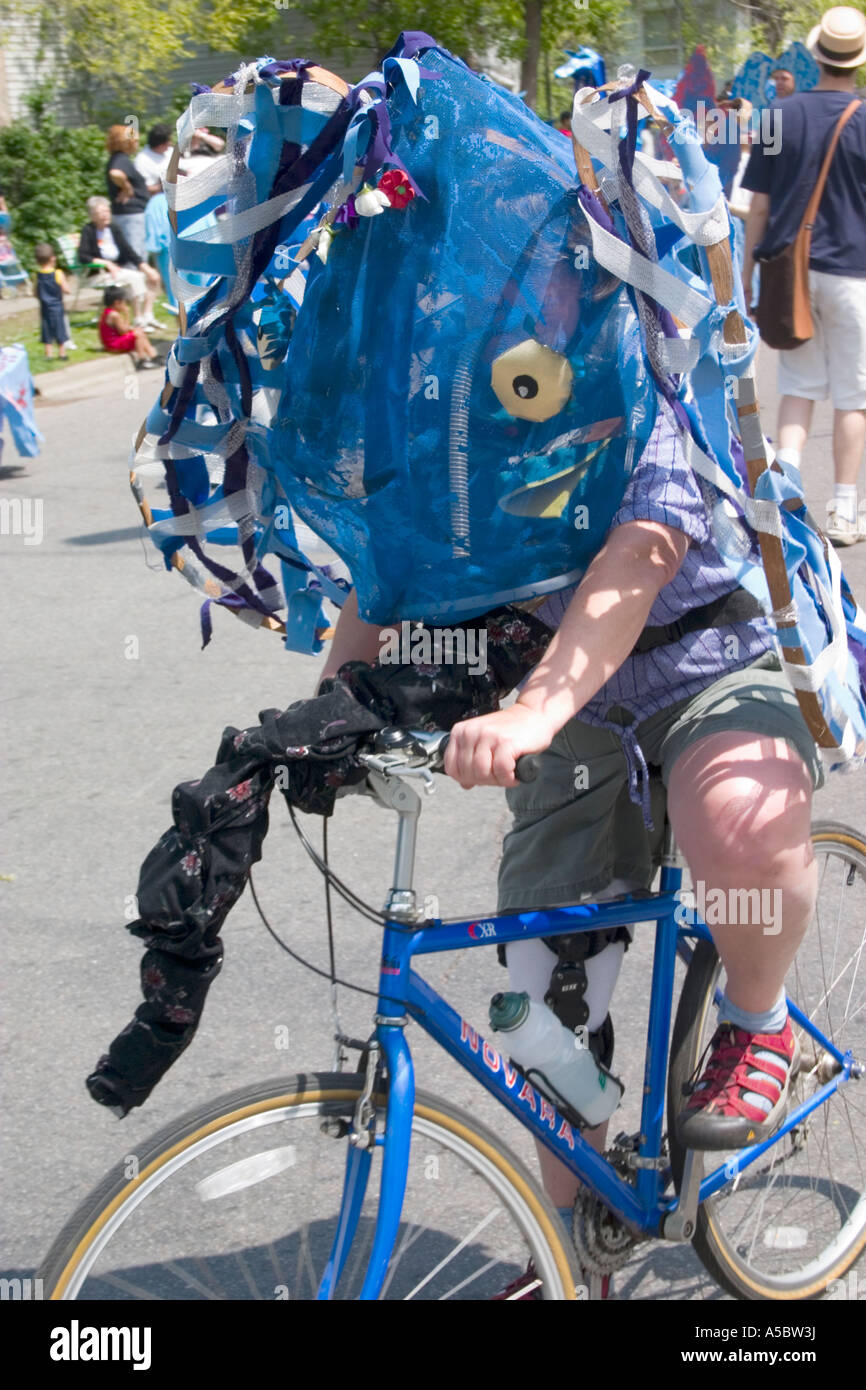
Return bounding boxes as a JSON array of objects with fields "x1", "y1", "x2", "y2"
[{"x1": 358, "y1": 751, "x2": 437, "y2": 792}]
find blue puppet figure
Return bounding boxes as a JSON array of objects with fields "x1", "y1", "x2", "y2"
[{"x1": 90, "y1": 38, "x2": 866, "y2": 1177}]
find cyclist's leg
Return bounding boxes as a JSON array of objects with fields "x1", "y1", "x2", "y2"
[
  {"x1": 497, "y1": 718, "x2": 662, "y2": 1205},
  {"x1": 667, "y1": 731, "x2": 816, "y2": 1010},
  {"x1": 650, "y1": 656, "x2": 824, "y2": 1146}
]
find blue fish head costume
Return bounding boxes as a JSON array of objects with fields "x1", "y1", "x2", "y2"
[
  {"x1": 272, "y1": 46, "x2": 657, "y2": 626},
  {"x1": 132, "y1": 35, "x2": 866, "y2": 773}
]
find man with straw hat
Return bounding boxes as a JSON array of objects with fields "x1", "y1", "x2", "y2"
[{"x1": 743, "y1": 7, "x2": 866, "y2": 545}]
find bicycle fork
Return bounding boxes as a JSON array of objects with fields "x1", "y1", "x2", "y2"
[
  {"x1": 316, "y1": 1023, "x2": 416, "y2": 1301},
  {"x1": 317, "y1": 769, "x2": 424, "y2": 1301}
]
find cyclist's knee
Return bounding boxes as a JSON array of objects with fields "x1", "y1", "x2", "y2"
[{"x1": 667, "y1": 733, "x2": 813, "y2": 872}]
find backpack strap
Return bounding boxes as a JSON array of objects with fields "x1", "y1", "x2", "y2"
[{"x1": 632, "y1": 588, "x2": 765, "y2": 654}]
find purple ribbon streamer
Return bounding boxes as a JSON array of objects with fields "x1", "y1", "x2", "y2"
[
  {"x1": 386, "y1": 31, "x2": 437, "y2": 60},
  {"x1": 259, "y1": 59, "x2": 310, "y2": 79},
  {"x1": 334, "y1": 195, "x2": 358, "y2": 228},
  {"x1": 200, "y1": 592, "x2": 250, "y2": 648}
]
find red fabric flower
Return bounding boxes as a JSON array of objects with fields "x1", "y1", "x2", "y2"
[{"x1": 378, "y1": 169, "x2": 416, "y2": 209}]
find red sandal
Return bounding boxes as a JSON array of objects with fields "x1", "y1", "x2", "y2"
[{"x1": 676, "y1": 1018, "x2": 799, "y2": 1152}]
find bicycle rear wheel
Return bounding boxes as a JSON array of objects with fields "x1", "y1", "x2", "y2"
[
  {"x1": 39, "y1": 1072, "x2": 581, "y2": 1301},
  {"x1": 667, "y1": 823, "x2": 866, "y2": 1299}
]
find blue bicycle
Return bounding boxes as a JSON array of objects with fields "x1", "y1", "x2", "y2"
[{"x1": 40, "y1": 729, "x2": 866, "y2": 1300}]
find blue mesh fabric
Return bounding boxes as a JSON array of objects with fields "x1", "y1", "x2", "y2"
[
  {"x1": 273, "y1": 48, "x2": 657, "y2": 624},
  {"x1": 129, "y1": 41, "x2": 866, "y2": 769}
]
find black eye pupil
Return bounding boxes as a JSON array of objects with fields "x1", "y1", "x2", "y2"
[{"x1": 513, "y1": 375, "x2": 539, "y2": 400}]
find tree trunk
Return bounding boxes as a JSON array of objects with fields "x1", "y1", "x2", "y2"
[
  {"x1": 521, "y1": 0, "x2": 543, "y2": 108},
  {"x1": 754, "y1": 0, "x2": 786, "y2": 56}
]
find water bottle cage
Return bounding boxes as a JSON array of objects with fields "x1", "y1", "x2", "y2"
[
  {"x1": 519, "y1": 1059, "x2": 626, "y2": 1131},
  {"x1": 521, "y1": 1063, "x2": 595, "y2": 1132}
]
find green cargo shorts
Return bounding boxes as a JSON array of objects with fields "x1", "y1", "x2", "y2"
[{"x1": 497, "y1": 653, "x2": 824, "y2": 912}]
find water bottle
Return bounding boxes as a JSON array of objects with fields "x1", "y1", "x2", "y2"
[{"x1": 489, "y1": 991, "x2": 623, "y2": 1127}]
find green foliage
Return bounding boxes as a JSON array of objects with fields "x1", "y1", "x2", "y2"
[
  {"x1": 26, "y1": 0, "x2": 203, "y2": 122},
  {"x1": 242, "y1": 0, "x2": 628, "y2": 107},
  {"x1": 258, "y1": 0, "x2": 493, "y2": 68},
  {"x1": 0, "y1": 89, "x2": 105, "y2": 272},
  {"x1": 678, "y1": 0, "x2": 866, "y2": 93}
]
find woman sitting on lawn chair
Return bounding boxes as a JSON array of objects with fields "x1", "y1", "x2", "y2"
[{"x1": 78, "y1": 197, "x2": 162, "y2": 331}]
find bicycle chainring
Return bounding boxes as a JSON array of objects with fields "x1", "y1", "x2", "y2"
[{"x1": 571, "y1": 1189, "x2": 638, "y2": 1274}]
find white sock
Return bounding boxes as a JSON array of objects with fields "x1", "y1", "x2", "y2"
[
  {"x1": 774, "y1": 446, "x2": 801, "y2": 471},
  {"x1": 835, "y1": 484, "x2": 858, "y2": 524}
]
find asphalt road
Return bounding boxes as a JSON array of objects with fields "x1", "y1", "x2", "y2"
[{"x1": 3, "y1": 345, "x2": 866, "y2": 1306}]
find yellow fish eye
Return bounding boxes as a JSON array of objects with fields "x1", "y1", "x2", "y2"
[{"x1": 490, "y1": 338, "x2": 574, "y2": 422}]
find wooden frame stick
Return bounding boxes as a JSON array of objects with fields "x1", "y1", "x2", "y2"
[{"x1": 571, "y1": 82, "x2": 835, "y2": 747}]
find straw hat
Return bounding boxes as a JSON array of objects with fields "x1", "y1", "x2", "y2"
[{"x1": 807, "y1": 6, "x2": 866, "y2": 68}]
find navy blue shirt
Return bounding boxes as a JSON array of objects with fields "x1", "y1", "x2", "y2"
[{"x1": 741, "y1": 90, "x2": 866, "y2": 277}]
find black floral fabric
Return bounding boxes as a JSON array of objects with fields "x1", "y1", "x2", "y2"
[{"x1": 86, "y1": 605, "x2": 552, "y2": 1117}]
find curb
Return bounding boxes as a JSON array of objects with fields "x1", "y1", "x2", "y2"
[{"x1": 33, "y1": 353, "x2": 138, "y2": 401}]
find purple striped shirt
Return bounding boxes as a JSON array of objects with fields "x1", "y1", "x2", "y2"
[{"x1": 535, "y1": 402, "x2": 776, "y2": 727}]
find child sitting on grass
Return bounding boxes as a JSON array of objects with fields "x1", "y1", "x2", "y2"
[
  {"x1": 98, "y1": 285, "x2": 159, "y2": 369},
  {"x1": 34, "y1": 242, "x2": 69, "y2": 360}
]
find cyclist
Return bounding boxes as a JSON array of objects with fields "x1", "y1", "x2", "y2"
[{"x1": 321, "y1": 394, "x2": 821, "y2": 1263}]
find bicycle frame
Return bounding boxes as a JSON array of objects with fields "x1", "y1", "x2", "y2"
[{"x1": 316, "y1": 767, "x2": 857, "y2": 1300}]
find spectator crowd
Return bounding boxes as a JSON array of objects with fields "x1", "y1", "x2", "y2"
[{"x1": 8, "y1": 115, "x2": 224, "y2": 369}]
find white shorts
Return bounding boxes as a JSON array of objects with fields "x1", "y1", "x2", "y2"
[
  {"x1": 777, "y1": 269, "x2": 866, "y2": 411},
  {"x1": 113, "y1": 268, "x2": 147, "y2": 303}
]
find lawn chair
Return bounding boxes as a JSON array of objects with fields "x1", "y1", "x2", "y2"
[
  {"x1": 0, "y1": 225, "x2": 29, "y2": 298},
  {"x1": 56, "y1": 232, "x2": 109, "y2": 310}
]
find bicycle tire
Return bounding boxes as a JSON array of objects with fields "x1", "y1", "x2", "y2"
[
  {"x1": 667, "y1": 823, "x2": 866, "y2": 1300},
  {"x1": 39, "y1": 1071, "x2": 582, "y2": 1301}
]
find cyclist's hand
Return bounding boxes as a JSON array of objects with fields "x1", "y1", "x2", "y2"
[{"x1": 444, "y1": 704, "x2": 556, "y2": 789}]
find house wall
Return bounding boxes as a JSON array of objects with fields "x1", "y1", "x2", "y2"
[
  {"x1": 608, "y1": 0, "x2": 752, "y2": 86},
  {"x1": 0, "y1": 6, "x2": 79, "y2": 123}
]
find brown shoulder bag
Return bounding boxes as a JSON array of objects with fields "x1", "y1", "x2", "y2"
[{"x1": 755, "y1": 99, "x2": 861, "y2": 351}]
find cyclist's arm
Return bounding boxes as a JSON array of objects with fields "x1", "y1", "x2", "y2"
[
  {"x1": 318, "y1": 588, "x2": 385, "y2": 685},
  {"x1": 444, "y1": 518, "x2": 688, "y2": 788}
]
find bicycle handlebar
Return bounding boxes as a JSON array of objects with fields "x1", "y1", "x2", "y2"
[
  {"x1": 364, "y1": 728, "x2": 538, "y2": 783},
  {"x1": 438, "y1": 733, "x2": 539, "y2": 783}
]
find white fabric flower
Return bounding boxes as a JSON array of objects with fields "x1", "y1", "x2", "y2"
[
  {"x1": 354, "y1": 185, "x2": 391, "y2": 217},
  {"x1": 314, "y1": 226, "x2": 334, "y2": 265}
]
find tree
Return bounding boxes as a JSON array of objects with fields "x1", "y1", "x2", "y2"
[
  {"x1": 0, "y1": 87, "x2": 105, "y2": 270},
  {"x1": 260, "y1": 0, "x2": 627, "y2": 110},
  {"x1": 22, "y1": 0, "x2": 208, "y2": 122},
  {"x1": 723, "y1": 0, "x2": 825, "y2": 55}
]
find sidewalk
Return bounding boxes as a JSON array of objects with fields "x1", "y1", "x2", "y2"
[
  {"x1": 0, "y1": 284, "x2": 104, "y2": 321},
  {"x1": 32, "y1": 351, "x2": 135, "y2": 401}
]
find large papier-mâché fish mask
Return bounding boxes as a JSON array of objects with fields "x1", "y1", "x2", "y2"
[{"x1": 272, "y1": 47, "x2": 658, "y2": 625}]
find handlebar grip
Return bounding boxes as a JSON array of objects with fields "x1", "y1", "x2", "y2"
[
  {"x1": 438, "y1": 735, "x2": 539, "y2": 782},
  {"x1": 514, "y1": 755, "x2": 539, "y2": 783}
]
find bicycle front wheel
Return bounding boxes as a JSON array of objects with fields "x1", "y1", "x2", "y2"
[
  {"x1": 667, "y1": 823, "x2": 866, "y2": 1299},
  {"x1": 39, "y1": 1072, "x2": 581, "y2": 1301}
]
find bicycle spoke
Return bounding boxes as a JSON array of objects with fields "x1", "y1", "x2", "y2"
[
  {"x1": 404, "y1": 1208, "x2": 503, "y2": 1300},
  {"x1": 379, "y1": 1219, "x2": 426, "y2": 1300},
  {"x1": 689, "y1": 831, "x2": 866, "y2": 1291},
  {"x1": 99, "y1": 1271, "x2": 163, "y2": 1300},
  {"x1": 439, "y1": 1256, "x2": 502, "y2": 1300}
]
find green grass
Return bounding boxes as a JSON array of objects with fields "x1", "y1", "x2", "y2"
[{"x1": 0, "y1": 297, "x2": 177, "y2": 374}]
